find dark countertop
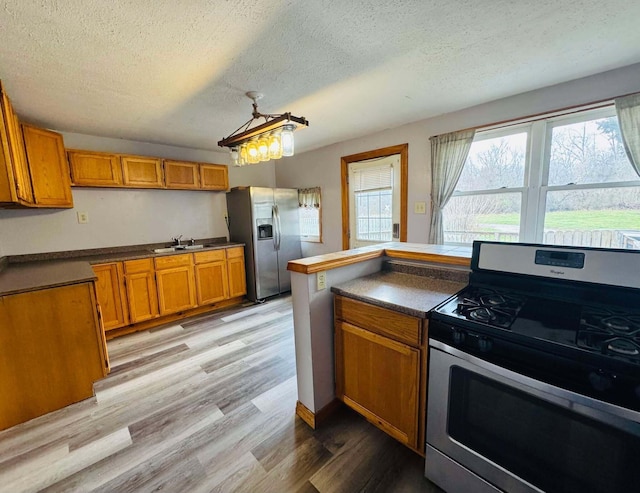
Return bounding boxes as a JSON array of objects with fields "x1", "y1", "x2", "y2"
[
  {"x1": 331, "y1": 269, "x2": 467, "y2": 318},
  {"x1": 0, "y1": 241, "x2": 244, "y2": 297},
  {"x1": 0, "y1": 260, "x2": 98, "y2": 296}
]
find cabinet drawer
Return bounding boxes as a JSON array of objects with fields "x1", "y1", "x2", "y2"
[
  {"x1": 154, "y1": 253, "x2": 192, "y2": 270},
  {"x1": 226, "y1": 246, "x2": 244, "y2": 259},
  {"x1": 124, "y1": 258, "x2": 154, "y2": 274},
  {"x1": 193, "y1": 249, "x2": 226, "y2": 264},
  {"x1": 334, "y1": 295, "x2": 422, "y2": 346}
]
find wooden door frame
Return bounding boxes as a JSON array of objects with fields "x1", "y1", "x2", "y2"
[{"x1": 341, "y1": 143, "x2": 408, "y2": 250}]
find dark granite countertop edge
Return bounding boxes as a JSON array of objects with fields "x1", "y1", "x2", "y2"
[
  {"x1": 6, "y1": 237, "x2": 237, "y2": 264},
  {"x1": 0, "y1": 238, "x2": 245, "y2": 296},
  {"x1": 331, "y1": 285, "x2": 433, "y2": 318}
]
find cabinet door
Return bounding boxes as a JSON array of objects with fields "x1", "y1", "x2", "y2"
[
  {"x1": 335, "y1": 320, "x2": 420, "y2": 449},
  {"x1": 195, "y1": 261, "x2": 228, "y2": 305},
  {"x1": 124, "y1": 260, "x2": 159, "y2": 323},
  {"x1": 68, "y1": 150, "x2": 122, "y2": 187},
  {"x1": 200, "y1": 163, "x2": 228, "y2": 190},
  {"x1": 156, "y1": 265, "x2": 197, "y2": 315},
  {"x1": 164, "y1": 160, "x2": 200, "y2": 189},
  {"x1": 121, "y1": 155, "x2": 163, "y2": 188},
  {"x1": 0, "y1": 88, "x2": 33, "y2": 203},
  {"x1": 93, "y1": 263, "x2": 129, "y2": 330},
  {"x1": 0, "y1": 283, "x2": 106, "y2": 431},
  {"x1": 21, "y1": 124, "x2": 73, "y2": 207},
  {"x1": 227, "y1": 248, "x2": 247, "y2": 298}
]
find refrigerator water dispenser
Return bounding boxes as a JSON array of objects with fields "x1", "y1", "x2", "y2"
[{"x1": 257, "y1": 223, "x2": 273, "y2": 239}]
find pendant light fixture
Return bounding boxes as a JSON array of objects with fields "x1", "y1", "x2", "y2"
[{"x1": 218, "y1": 92, "x2": 309, "y2": 166}]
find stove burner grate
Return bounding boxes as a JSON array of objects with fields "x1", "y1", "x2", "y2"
[{"x1": 578, "y1": 305, "x2": 640, "y2": 364}]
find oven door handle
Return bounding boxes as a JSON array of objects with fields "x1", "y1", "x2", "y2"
[{"x1": 430, "y1": 340, "x2": 640, "y2": 434}]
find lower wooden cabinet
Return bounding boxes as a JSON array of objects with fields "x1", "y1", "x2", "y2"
[
  {"x1": 194, "y1": 249, "x2": 228, "y2": 305},
  {"x1": 154, "y1": 254, "x2": 197, "y2": 315},
  {"x1": 226, "y1": 246, "x2": 247, "y2": 298},
  {"x1": 334, "y1": 295, "x2": 427, "y2": 454},
  {"x1": 94, "y1": 246, "x2": 246, "y2": 336},
  {"x1": 92, "y1": 262, "x2": 129, "y2": 330},
  {"x1": 123, "y1": 258, "x2": 159, "y2": 323},
  {"x1": 0, "y1": 282, "x2": 108, "y2": 431}
]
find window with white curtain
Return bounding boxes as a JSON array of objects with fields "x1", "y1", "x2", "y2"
[
  {"x1": 298, "y1": 187, "x2": 322, "y2": 242},
  {"x1": 443, "y1": 106, "x2": 640, "y2": 249}
]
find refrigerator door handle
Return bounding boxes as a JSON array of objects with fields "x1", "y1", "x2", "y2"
[{"x1": 273, "y1": 205, "x2": 281, "y2": 250}]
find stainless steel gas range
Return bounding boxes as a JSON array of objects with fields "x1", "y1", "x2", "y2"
[{"x1": 425, "y1": 241, "x2": 640, "y2": 493}]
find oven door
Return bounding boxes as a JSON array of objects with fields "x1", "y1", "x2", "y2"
[{"x1": 426, "y1": 340, "x2": 640, "y2": 493}]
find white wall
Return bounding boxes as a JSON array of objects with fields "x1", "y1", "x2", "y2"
[
  {"x1": 0, "y1": 132, "x2": 277, "y2": 255},
  {"x1": 276, "y1": 62, "x2": 640, "y2": 257}
]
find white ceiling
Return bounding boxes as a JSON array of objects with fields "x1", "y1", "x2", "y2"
[{"x1": 2, "y1": 0, "x2": 640, "y2": 155}]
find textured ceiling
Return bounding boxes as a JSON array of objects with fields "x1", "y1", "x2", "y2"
[{"x1": 2, "y1": 0, "x2": 640, "y2": 155}]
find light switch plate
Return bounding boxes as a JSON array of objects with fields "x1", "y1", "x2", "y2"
[
  {"x1": 414, "y1": 202, "x2": 426, "y2": 214},
  {"x1": 77, "y1": 212, "x2": 89, "y2": 224},
  {"x1": 317, "y1": 271, "x2": 327, "y2": 290}
]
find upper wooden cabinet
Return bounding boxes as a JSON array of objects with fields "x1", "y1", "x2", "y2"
[
  {"x1": 68, "y1": 149, "x2": 123, "y2": 187},
  {"x1": 0, "y1": 82, "x2": 34, "y2": 205},
  {"x1": 0, "y1": 82, "x2": 72, "y2": 208},
  {"x1": 66, "y1": 148, "x2": 229, "y2": 193},
  {"x1": 200, "y1": 163, "x2": 229, "y2": 191},
  {"x1": 122, "y1": 155, "x2": 163, "y2": 188},
  {"x1": 21, "y1": 124, "x2": 73, "y2": 208},
  {"x1": 164, "y1": 160, "x2": 200, "y2": 190}
]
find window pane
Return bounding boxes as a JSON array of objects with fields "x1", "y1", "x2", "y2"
[
  {"x1": 456, "y1": 132, "x2": 527, "y2": 192},
  {"x1": 355, "y1": 189, "x2": 392, "y2": 241},
  {"x1": 544, "y1": 187, "x2": 640, "y2": 250},
  {"x1": 443, "y1": 193, "x2": 522, "y2": 243},
  {"x1": 299, "y1": 207, "x2": 320, "y2": 240},
  {"x1": 548, "y1": 116, "x2": 637, "y2": 186}
]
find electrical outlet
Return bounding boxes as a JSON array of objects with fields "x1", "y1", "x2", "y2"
[
  {"x1": 414, "y1": 202, "x2": 426, "y2": 214},
  {"x1": 317, "y1": 271, "x2": 327, "y2": 291},
  {"x1": 77, "y1": 212, "x2": 89, "y2": 224}
]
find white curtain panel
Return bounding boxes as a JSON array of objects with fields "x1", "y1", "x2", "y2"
[
  {"x1": 298, "y1": 187, "x2": 321, "y2": 208},
  {"x1": 615, "y1": 93, "x2": 640, "y2": 178},
  {"x1": 428, "y1": 129, "x2": 475, "y2": 244}
]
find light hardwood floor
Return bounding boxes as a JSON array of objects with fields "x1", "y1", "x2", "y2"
[{"x1": 0, "y1": 295, "x2": 443, "y2": 493}]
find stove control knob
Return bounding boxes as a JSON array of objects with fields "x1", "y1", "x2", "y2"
[
  {"x1": 588, "y1": 370, "x2": 613, "y2": 392},
  {"x1": 451, "y1": 328, "x2": 465, "y2": 345},
  {"x1": 477, "y1": 336, "x2": 492, "y2": 352}
]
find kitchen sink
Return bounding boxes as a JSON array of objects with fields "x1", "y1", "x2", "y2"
[{"x1": 152, "y1": 244, "x2": 205, "y2": 253}]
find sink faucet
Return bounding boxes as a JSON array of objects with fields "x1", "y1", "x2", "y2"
[{"x1": 172, "y1": 235, "x2": 183, "y2": 246}]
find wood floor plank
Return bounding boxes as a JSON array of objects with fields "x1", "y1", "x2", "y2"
[{"x1": 0, "y1": 295, "x2": 443, "y2": 493}]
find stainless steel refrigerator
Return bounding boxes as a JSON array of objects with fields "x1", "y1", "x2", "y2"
[{"x1": 226, "y1": 187, "x2": 302, "y2": 301}]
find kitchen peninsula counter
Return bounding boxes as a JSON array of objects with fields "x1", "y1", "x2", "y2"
[
  {"x1": 331, "y1": 267, "x2": 467, "y2": 319},
  {"x1": 287, "y1": 242, "x2": 472, "y2": 429}
]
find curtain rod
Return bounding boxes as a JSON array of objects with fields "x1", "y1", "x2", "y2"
[{"x1": 430, "y1": 90, "x2": 640, "y2": 139}]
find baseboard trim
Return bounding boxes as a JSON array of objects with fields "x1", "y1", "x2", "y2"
[
  {"x1": 296, "y1": 399, "x2": 341, "y2": 429},
  {"x1": 104, "y1": 296, "x2": 245, "y2": 339}
]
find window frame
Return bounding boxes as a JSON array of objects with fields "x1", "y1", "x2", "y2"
[
  {"x1": 298, "y1": 187, "x2": 322, "y2": 243},
  {"x1": 444, "y1": 105, "x2": 640, "y2": 248}
]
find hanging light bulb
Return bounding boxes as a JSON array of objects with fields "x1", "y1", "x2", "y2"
[
  {"x1": 257, "y1": 134, "x2": 270, "y2": 162},
  {"x1": 239, "y1": 143, "x2": 248, "y2": 166},
  {"x1": 268, "y1": 131, "x2": 283, "y2": 160},
  {"x1": 230, "y1": 147, "x2": 239, "y2": 166},
  {"x1": 281, "y1": 124, "x2": 295, "y2": 157},
  {"x1": 247, "y1": 139, "x2": 259, "y2": 164}
]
